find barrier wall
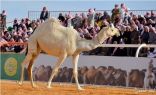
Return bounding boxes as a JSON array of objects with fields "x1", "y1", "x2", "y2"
[
  {"x1": 0, "y1": 53, "x2": 25, "y2": 80},
  {"x1": 32, "y1": 54, "x2": 156, "y2": 88},
  {"x1": 33, "y1": 54, "x2": 156, "y2": 70},
  {"x1": 1, "y1": 53, "x2": 156, "y2": 88}
]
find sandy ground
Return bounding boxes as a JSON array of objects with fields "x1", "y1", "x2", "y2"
[{"x1": 1, "y1": 80, "x2": 156, "y2": 95}]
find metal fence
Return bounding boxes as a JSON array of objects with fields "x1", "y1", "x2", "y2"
[{"x1": 28, "y1": 10, "x2": 156, "y2": 20}]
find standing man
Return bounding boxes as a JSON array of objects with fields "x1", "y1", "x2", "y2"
[
  {"x1": 40, "y1": 7, "x2": 49, "y2": 21},
  {"x1": 87, "y1": 8, "x2": 95, "y2": 28},
  {"x1": 1, "y1": 10, "x2": 6, "y2": 31}
]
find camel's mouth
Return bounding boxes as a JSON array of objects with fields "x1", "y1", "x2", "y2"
[{"x1": 116, "y1": 32, "x2": 120, "y2": 37}]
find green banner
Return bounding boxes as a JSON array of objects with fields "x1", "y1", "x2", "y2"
[{"x1": 0, "y1": 53, "x2": 25, "y2": 80}]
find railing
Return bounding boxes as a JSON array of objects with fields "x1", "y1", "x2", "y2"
[
  {"x1": 1, "y1": 42, "x2": 27, "y2": 45},
  {"x1": 1, "y1": 42, "x2": 156, "y2": 57},
  {"x1": 28, "y1": 10, "x2": 156, "y2": 20},
  {"x1": 99, "y1": 44, "x2": 156, "y2": 57}
]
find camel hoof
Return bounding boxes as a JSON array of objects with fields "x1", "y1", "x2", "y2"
[
  {"x1": 47, "y1": 85, "x2": 52, "y2": 89},
  {"x1": 32, "y1": 84, "x2": 38, "y2": 88},
  {"x1": 17, "y1": 81, "x2": 23, "y2": 85},
  {"x1": 47, "y1": 82, "x2": 52, "y2": 88},
  {"x1": 78, "y1": 87, "x2": 84, "y2": 91}
]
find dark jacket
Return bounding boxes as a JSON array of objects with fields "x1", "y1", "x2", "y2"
[
  {"x1": 141, "y1": 32, "x2": 149, "y2": 44},
  {"x1": 40, "y1": 11, "x2": 49, "y2": 21}
]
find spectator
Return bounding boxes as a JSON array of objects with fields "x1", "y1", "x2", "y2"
[
  {"x1": 150, "y1": 10, "x2": 156, "y2": 21},
  {"x1": 1, "y1": 10, "x2": 6, "y2": 28},
  {"x1": 148, "y1": 26, "x2": 156, "y2": 44},
  {"x1": 40, "y1": 7, "x2": 49, "y2": 21},
  {"x1": 130, "y1": 25, "x2": 140, "y2": 56},
  {"x1": 111, "y1": 4, "x2": 121, "y2": 22},
  {"x1": 144, "y1": 12, "x2": 151, "y2": 21},
  {"x1": 79, "y1": 23, "x2": 92, "y2": 39},
  {"x1": 66, "y1": 12, "x2": 73, "y2": 28},
  {"x1": 58, "y1": 13, "x2": 65, "y2": 25},
  {"x1": 98, "y1": 18, "x2": 109, "y2": 29},
  {"x1": 72, "y1": 13, "x2": 82, "y2": 29},
  {"x1": 0, "y1": 14, "x2": 3, "y2": 32},
  {"x1": 19, "y1": 19, "x2": 26, "y2": 30},
  {"x1": 130, "y1": 25, "x2": 140, "y2": 44},
  {"x1": 13, "y1": 19, "x2": 19, "y2": 31},
  {"x1": 139, "y1": 43, "x2": 149, "y2": 57},
  {"x1": 87, "y1": 8, "x2": 95, "y2": 28},
  {"x1": 141, "y1": 26, "x2": 149, "y2": 44},
  {"x1": 123, "y1": 26, "x2": 131, "y2": 44},
  {"x1": 25, "y1": 18, "x2": 31, "y2": 29},
  {"x1": 94, "y1": 12, "x2": 100, "y2": 22},
  {"x1": 101, "y1": 11, "x2": 111, "y2": 23},
  {"x1": 147, "y1": 19, "x2": 155, "y2": 27},
  {"x1": 90, "y1": 28, "x2": 97, "y2": 38},
  {"x1": 81, "y1": 13, "x2": 88, "y2": 28},
  {"x1": 111, "y1": 39, "x2": 127, "y2": 56},
  {"x1": 147, "y1": 48, "x2": 156, "y2": 58},
  {"x1": 94, "y1": 23, "x2": 100, "y2": 33},
  {"x1": 27, "y1": 27, "x2": 33, "y2": 35},
  {"x1": 120, "y1": 3, "x2": 128, "y2": 20},
  {"x1": 138, "y1": 15, "x2": 145, "y2": 24}
]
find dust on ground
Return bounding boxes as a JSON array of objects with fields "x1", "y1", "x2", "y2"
[{"x1": 1, "y1": 80, "x2": 156, "y2": 95}]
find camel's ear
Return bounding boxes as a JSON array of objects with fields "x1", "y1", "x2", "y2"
[
  {"x1": 114, "y1": 28, "x2": 120, "y2": 37},
  {"x1": 104, "y1": 26, "x2": 110, "y2": 30},
  {"x1": 110, "y1": 23, "x2": 114, "y2": 28}
]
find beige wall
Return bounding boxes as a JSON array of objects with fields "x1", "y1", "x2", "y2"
[{"x1": 32, "y1": 54, "x2": 156, "y2": 72}]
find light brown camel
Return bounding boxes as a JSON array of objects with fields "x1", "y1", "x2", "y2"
[
  {"x1": 18, "y1": 17, "x2": 119, "y2": 90},
  {"x1": 129, "y1": 69, "x2": 145, "y2": 88},
  {"x1": 144, "y1": 59, "x2": 156, "y2": 89},
  {"x1": 84, "y1": 66, "x2": 97, "y2": 84}
]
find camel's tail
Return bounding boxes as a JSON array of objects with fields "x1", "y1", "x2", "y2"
[{"x1": 25, "y1": 39, "x2": 41, "y2": 56}]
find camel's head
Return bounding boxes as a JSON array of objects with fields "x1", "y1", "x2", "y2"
[
  {"x1": 99, "y1": 24, "x2": 120, "y2": 37},
  {"x1": 106, "y1": 24, "x2": 120, "y2": 37},
  {"x1": 96, "y1": 23, "x2": 120, "y2": 44}
]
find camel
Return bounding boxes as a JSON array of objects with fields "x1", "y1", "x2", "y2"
[
  {"x1": 34, "y1": 65, "x2": 52, "y2": 81},
  {"x1": 18, "y1": 17, "x2": 119, "y2": 90},
  {"x1": 78, "y1": 66, "x2": 88, "y2": 83},
  {"x1": 84, "y1": 66, "x2": 97, "y2": 84},
  {"x1": 95, "y1": 66, "x2": 107, "y2": 85},
  {"x1": 129, "y1": 69, "x2": 145, "y2": 88},
  {"x1": 113, "y1": 69, "x2": 127, "y2": 86},
  {"x1": 144, "y1": 59, "x2": 156, "y2": 89},
  {"x1": 59, "y1": 67, "x2": 73, "y2": 82}
]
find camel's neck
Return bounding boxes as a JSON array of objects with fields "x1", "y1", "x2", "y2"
[
  {"x1": 96, "y1": 29, "x2": 109, "y2": 44},
  {"x1": 76, "y1": 29, "x2": 110, "y2": 52}
]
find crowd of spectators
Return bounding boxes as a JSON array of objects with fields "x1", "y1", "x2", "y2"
[{"x1": 1, "y1": 4, "x2": 156, "y2": 57}]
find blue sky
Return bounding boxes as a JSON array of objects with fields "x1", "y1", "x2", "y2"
[{"x1": 1, "y1": 0, "x2": 156, "y2": 23}]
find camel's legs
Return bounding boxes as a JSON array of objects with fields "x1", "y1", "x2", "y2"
[
  {"x1": 18, "y1": 53, "x2": 33, "y2": 85},
  {"x1": 27, "y1": 54, "x2": 39, "y2": 88},
  {"x1": 47, "y1": 54, "x2": 67, "y2": 88},
  {"x1": 72, "y1": 54, "x2": 84, "y2": 90},
  {"x1": 126, "y1": 71, "x2": 129, "y2": 87}
]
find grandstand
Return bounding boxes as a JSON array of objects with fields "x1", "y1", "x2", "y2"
[{"x1": 1, "y1": 5, "x2": 156, "y2": 57}]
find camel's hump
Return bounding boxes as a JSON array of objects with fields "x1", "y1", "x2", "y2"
[{"x1": 45, "y1": 17, "x2": 61, "y2": 25}]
